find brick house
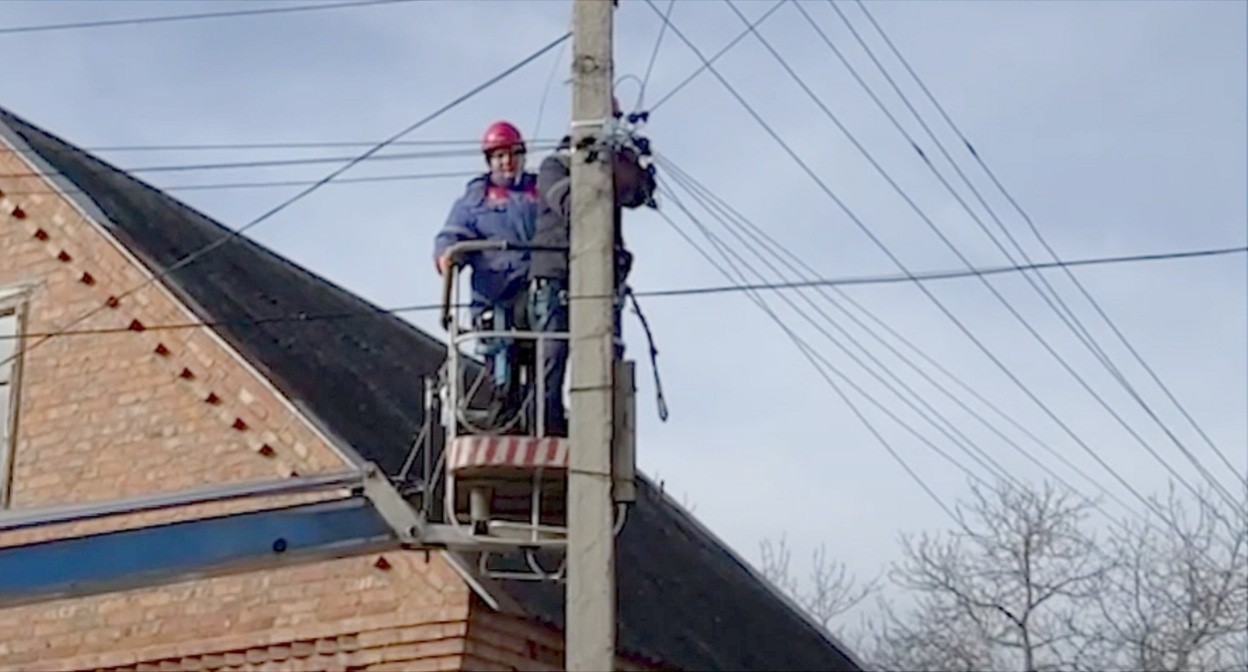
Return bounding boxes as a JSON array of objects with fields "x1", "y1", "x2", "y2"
[{"x1": 0, "y1": 106, "x2": 862, "y2": 671}]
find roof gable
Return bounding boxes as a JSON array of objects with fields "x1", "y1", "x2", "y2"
[
  {"x1": 0, "y1": 106, "x2": 860, "y2": 671},
  {"x1": 0, "y1": 107, "x2": 446, "y2": 475}
]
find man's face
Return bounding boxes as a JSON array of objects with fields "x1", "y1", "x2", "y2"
[{"x1": 487, "y1": 147, "x2": 525, "y2": 185}]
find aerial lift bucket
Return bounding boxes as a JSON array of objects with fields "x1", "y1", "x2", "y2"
[{"x1": 426, "y1": 242, "x2": 634, "y2": 580}]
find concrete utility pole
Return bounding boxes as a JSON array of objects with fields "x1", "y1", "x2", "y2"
[{"x1": 566, "y1": 0, "x2": 616, "y2": 670}]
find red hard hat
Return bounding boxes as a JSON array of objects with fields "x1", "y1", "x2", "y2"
[{"x1": 482, "y1": 120, "x2": 525, "y2": 154}]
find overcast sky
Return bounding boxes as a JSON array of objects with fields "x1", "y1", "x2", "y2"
[{"x1": 2, "y1": 0, "x2": 1245, "y2": 627}]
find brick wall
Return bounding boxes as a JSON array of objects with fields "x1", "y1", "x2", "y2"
[
  {"x1": 0, "y1": 549, "x2": 473, "y2": 671},
  {"x1": 0, "y1": 144, "x2": 357, "y2": 531},
  {"x1": 0, "y1": 140, "x2": 481, "y2": 668},
  {"x1": 464, "y1": 609, "x2": 667, "y2": 672}
]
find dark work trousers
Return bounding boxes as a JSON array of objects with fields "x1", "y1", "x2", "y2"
[
  {"x1": 528, "y1": 277, "x2": 625, "y2": 438},
  {"x1": 528, "y1": 277, "x2": 568, "y2": 437},
  {"x1": 473, "y1": 294, "x2": 527, "y2": 427}
]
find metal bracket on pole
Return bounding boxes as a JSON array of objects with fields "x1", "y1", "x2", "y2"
[{"x1": 613, "y1": 359, "x2": 637, "y2": 505}]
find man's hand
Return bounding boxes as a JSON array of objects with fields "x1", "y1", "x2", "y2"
[{"x1": 436, "y1": 252, "x2": 453, "y2": 275}]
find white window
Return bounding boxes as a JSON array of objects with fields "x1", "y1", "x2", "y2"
[{"x1": 0, "y1": 292, "x2": 26, "y2": 509}]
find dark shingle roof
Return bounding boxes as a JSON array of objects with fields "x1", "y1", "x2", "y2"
[{"x1": 0, "y1": 106, "x2": 861, "y2": 672}]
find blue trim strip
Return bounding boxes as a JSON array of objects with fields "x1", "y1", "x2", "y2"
[{"x1": 0, "y1": 497, "x2": 397, "y2": 606}]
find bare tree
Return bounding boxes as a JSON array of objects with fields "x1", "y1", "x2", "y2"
[
  {"x1": 861, "y1": 595, "x2": 1004, "y2": 672},
  {"x1": 1087, "y1": 485, "x2": 1248, "y2": 672},
  {"x1": 852, "y1": 478, "x2": 1248, "y2": 672},
  {"x1": 898, "y1": 479, "x2": 1103, "y2": 664},
  {"x1": 757, "y1": 478, "x2": 1246, "y2": 671},
  {"x1": 758, "y1": 534, "x2": 879, "y2": 629},
  {"x1": 870, "y1": 480, "x2": 1107, "y2": 672}
]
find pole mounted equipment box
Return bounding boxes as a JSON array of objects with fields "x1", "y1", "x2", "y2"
[{"x1": 613, "y1": 359, "x2": 637, "y2": 505}]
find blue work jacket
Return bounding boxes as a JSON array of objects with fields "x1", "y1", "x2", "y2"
[{"x1": 433, "y1": 173, "x2": 539, "y2": 310}]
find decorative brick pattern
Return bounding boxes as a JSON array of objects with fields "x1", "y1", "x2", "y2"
[{"x1": 0, "y1": 146, "x2": 356, "y2": 520}]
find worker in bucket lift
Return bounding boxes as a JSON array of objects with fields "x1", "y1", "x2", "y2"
[
  {"x1": 434, "y1": 120, "x2": 539, "y2": 430},
  {"x1": 528, "y1": 98, "x2": 656, "y2": 438}
]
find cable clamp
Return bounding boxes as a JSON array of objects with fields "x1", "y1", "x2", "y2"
[{"x1": 570, "y1": 117, "x2": 609, "y2": 130}]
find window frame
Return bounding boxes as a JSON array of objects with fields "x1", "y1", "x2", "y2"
[{"x1": 0, "y1": 285, "x2": 31, "y2": 510}]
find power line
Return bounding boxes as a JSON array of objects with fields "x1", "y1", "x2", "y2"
[
  {"x1": 1, "y1": 0, "x2": 768, "y2": 157},
  {"x1": 658, "y1": 162, "x2": 1208, "y2": 545},
  {"x1": 660, "y1": 158, "x2": 1241, "y2": 550},
  {"x1": 655, "y1": 176, "x2": 967, "y2": 526},
  {"x1": 647, "y1": 0, "x2": 788, "y2": 113},
  {"x1": 762, "y1": 0, "x2": 1246, "y2": 511},
  {"x1": 660, "y1": 160, "x2": 1248, "y2": 557},
  {"x1": 532, "y1": 39, "x2": 569, "y2": 142},
  {"x1": 790, "y1": 0, "x2": 1114, "y2": 388},
  {"x1": 810, "y1": 0, "x2": 1244, "y2": 507},
  {"x1": 8, "y1": 138, "x2": 556, "y2": 154},
  {"x1": 0, "y1": 31, "x2": 572, "y2": 371},
  {"x1": 659, "y1": 169, "x2": 1026, "y2": 494},
  {"x1": 660, "y1": 169, "x2": 1235, "y2": 560},
  {"x1": 0, "y1": 0, "x2": 424, "y2": 35},
  {"x1": 640, "y1": 0, "x2": 1238, "y2": 528},
  {"x1": 801, "y1": 0, "x2": 1115, "y2": 376},
  {"x1": 844, "y1": 0, "x2": 1246, "y2": 494},
  {"x1": 731, "y1": 0, "x2": 1122, "y2": 412},
  {"x1": 1, "y1": 242, "x2": 1239, "y2": 340},
  {"x1": 637, "y1": 245, "x2": 1248, "y2": 298},
  {"x1": 708, "y1": 0, "x2": 1247, "y2": 518},
  {"x1": 2, "y1": 144, "x2": 558, "y2": 181},
  {"x1": 658, "y1": 156, "x2": 1143, "y2": 516},
  {"x1": 0, "y1": 170, "x2": 478, "y2": 197},
  {"x1": 635, "y1": 0, "x2": 676, "y2": 110}
]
